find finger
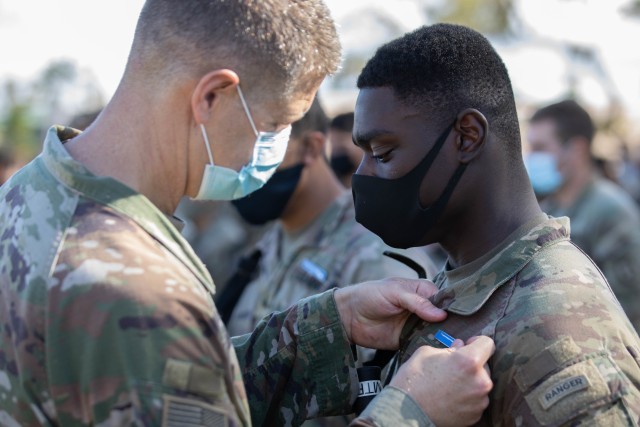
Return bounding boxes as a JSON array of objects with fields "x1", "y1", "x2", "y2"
[
  {"x1": 459, "y1": 336, "x2": 496, "y2": 362},
  {"x1": 411, "y1": 279, "x2": 440, "y2": 299},
  {"x1": 450, "y1": 338, "x2": 465, "y2": 349},
  {"x1": 466, "y1": 335, "x2": 482, "y2": 344},
  {"x1": 397, "y1": 292, "x2": 447, "y2": 322}
]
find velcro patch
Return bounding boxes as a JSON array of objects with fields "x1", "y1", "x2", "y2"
[
  {"x1": 524, "y1": 359, "x2": 611, "y2": 426},
  {"x1": 162, "y1": 395, "x2": 228, "y2": 427},
  {"x1": 163, "y1": 359, "x2": 224, "y2": 399},
  {"x1": 538, "y1": 375, "x2": 590, "y2": 409},
  {"x1": 515, "y1": 337, "x2": 582, "y2": 392}
]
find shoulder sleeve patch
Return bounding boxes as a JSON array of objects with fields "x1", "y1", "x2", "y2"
[
  {"x1": 524, "y1": 358, "x2": 614, "y2": 426},
  {"x1": 515, "y1": 336, "x2": 582, "y2": 392},
  {"x1": 163, "y1": 359, "x2": 225, "y2": 399},
  {"x1": 162, "y1": 394, "x2": 228, "y2": 427}
]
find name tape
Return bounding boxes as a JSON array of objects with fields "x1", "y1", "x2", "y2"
[{"x1": 358, "y1": 380, "x2": 382, "y2": 397}]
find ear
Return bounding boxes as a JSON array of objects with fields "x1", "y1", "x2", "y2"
[
  {"x1": 455, "y1": 109, "x2": 489, "y2": 164},
  {"x1": 191, "y1": 69, "x2": 240, "y2": 125},
  {"x1": 301, "y1": 131, "x2": 327, "y2": 165}
]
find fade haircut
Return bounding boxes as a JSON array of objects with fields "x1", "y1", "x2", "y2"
[
  {"x1": 530, "y1": 100, "x2": 595, "y2": 146},
  {"x1": 357, "y1": 24, "x2": 521, "y2": 160},
  {"x1": 131, "y1": 0, "x2": 341, "y2": 96},
  {"x1": 291, "y1": 98, "x2": 329, "y2": 139}
]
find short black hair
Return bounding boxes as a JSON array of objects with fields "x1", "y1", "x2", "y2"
[
  {"x1": 329, "y1": 112, "x2": 354, "y2": 133},
  {"x1": 357, "y1": 24, "x2": 520, "y2": 159},
  {"x1": 291, "y1": 98, "x2": 329, "y2": 139},
  {"x1": 530, "y1": 100, "x2": 595, "y2": 145}
]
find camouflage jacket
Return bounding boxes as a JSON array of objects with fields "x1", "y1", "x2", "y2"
[
  {"x1": 227, "y1": 191, "x2": 436, "y2": 337},
  {"x1": 542, "y1": 178, "x2": 640, "y2": 331},
  {"x1": 0, "y1": 126, "x2": 429, "y2": 427},
  {"x1": 390, "y1": 214, "x2": 640, "y2": 426}
]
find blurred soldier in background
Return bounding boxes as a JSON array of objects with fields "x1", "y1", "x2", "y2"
[
  {"x1": 328, "y1": 112, "x2": 361, "y2": 187},
  {"x1": 525, "y1": 100, "x2": 640, "y2": 330}
]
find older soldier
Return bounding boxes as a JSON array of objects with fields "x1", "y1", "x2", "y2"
[
  {"x1": 0, "y1": 2, "x2": 496, "y2": 426},
  {"x1": 351, "y1": 24, "x2": 640, "y2": 426},
  {"x1": 525, "y1": 100, "x2": 640, "y2": 331}
]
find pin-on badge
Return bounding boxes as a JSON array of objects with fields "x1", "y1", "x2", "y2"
[{"x1": 435, "y1": 330, "x2": 455, "y2": 348}]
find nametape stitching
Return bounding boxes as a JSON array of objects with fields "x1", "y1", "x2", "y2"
[{"x1": 538, "y1": 374, "x2": 590, "y2": 410}]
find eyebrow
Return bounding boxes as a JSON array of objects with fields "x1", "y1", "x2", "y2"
[{"x1": 352, "y1": 129, "x2": 395, "y2": 146}]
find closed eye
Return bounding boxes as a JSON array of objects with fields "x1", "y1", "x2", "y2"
[{"x1": 372, "y1": 149, "x2": 393, "y2": 163}]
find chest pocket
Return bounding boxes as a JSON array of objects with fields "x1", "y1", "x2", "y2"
[{"x1": 514, "y1": 338, "x2": 630, "y2": 426}]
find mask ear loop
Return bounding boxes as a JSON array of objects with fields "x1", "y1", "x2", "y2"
[
  {"x1": 237, "y1": 85, "x2": 259, "y2": 137},
  {"x1": 200, "y1": 124, "x2": 215, "y2": 166}
]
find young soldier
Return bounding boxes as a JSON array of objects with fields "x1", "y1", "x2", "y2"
[{"x1": 352, "y1": 24, "x2": 640, "y2": 426}]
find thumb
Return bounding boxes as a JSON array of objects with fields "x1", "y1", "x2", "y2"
[{"x1": 459, "y1": 335, "x2": 495, "y2": 363}]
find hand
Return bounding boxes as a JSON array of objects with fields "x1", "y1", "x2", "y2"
[
  {"x1": 391, "y1": 336, "x2": 495, "y2": 427},
  {"x1": 334, "y1": 278, "x2": 447, "y2": 349}
]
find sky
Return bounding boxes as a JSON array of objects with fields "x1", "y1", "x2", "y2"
[{"x1": 0, "y1": 0, "x2": 639, "y2": 124}]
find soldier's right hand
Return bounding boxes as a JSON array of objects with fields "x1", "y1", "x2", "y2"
[{"x1": 390, "y1": 335, "x2": 495, "y2": 427}]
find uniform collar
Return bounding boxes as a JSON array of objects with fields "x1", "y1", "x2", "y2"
[
  {"x1": 431, "y1": 214, "x2": 570, "y2": 315},
  {"x1": 41, "y1": 125, "x2": 215, "y2": 294}
]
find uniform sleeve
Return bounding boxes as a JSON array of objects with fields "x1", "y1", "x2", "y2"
[
  {"x1": 47, "y1": 240, "x2": 251, "y2": 425},
  {"x1": 350, "y1": 387, "x2": 435, "y2": 427},
  {"x1": 232, "y1": 288, "x2": 359, "y2": 426},
  {"x1": 490, "y1": 263, "x2": 640, "y2": 426}
]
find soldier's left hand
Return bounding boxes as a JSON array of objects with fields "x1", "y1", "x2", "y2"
[{"x1": 334, "y1": 277, "x2": 446, "y2": 349}]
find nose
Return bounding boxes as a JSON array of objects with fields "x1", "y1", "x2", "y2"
[{"x1": 355, "y1": 155, "x2": 375, "y2": 177}]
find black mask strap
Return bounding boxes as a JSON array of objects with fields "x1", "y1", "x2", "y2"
[{"x1": 410, "y1": 122, "x2": 456, "y2": 179}]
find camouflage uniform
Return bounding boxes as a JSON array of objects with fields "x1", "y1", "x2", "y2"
[
  {"x1": 541, "y1": 178, "x2": 640, "y2": 331},
  {"x1": 227, "y1": 191, "x2": 436, "y2": 337},
  {"x1": 386, "y1": 214, "x2": 640, "y2": 426},
  {"x1": 0, "y1": 126, "x2": 431, "y2": 426}
]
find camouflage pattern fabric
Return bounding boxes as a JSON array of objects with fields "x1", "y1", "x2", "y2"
[
  {"x1": 388, "y1": 214, "x2": 640, "y2": 426},
  {"x1": 227, "y1": 192, "x2": 436, "y2": 427},
  {"x1": 542, "y1": 178, "x2": 640, "y2": 331},
  {"x1": 227, "y1": 191, "x2": 436, "y2": 337},
  {"x1": 0, "y1": 126, "x2": 429, "y2": 426}
]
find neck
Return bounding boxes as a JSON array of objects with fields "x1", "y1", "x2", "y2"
[
  {"x1": 440, "y1": 166, "x2": 543, "y2": 268},
  {"x1": 550, "y1": 161, "x2": 593, "y2": 209},
  {"x1": 64, "y1": 80, "x2": 188, "y2": 215},
  {"x1": 281, "y1": 162, "x2": 344, "y2": 233}
]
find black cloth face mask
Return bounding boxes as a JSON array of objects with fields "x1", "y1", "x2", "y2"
[
  {"x1": 330, "y1": 154, "x2": 357, "y2": 177},
  {"x1": 232, "y1": 164, "x2": 304, "y2": 225},
  {"x1": 351, "y1": 121, "x2": 467, "y2": 249}
]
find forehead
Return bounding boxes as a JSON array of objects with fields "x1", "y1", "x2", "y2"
[
  {"x1": 527, "y1": 119, "x2": 559, "y2": 141},
  {"x1": 354, "y1": 87, "x2": 422, "y2": 135},
  {"x1": 250, "y1": 82, "x2": 320, "y2": 128}
]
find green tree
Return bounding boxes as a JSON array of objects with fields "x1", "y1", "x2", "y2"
[
  {"x1": 0, "y1": 81, "x2": 39, "y2": 160},
  {"x1": 418, "y1": 0, "x2": 516, "y2": 35},
  {"x1": 623, "y1": 0, "x2": 640, "y2": 16}
]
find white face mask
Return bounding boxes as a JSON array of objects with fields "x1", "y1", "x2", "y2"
[{"x1": 194, "y1": 86, "x2": 292, "y2": 201}]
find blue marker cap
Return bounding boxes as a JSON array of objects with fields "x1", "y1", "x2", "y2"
[{"x1": 435, "y1": 330, "x2": 455, "y2": 348}]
